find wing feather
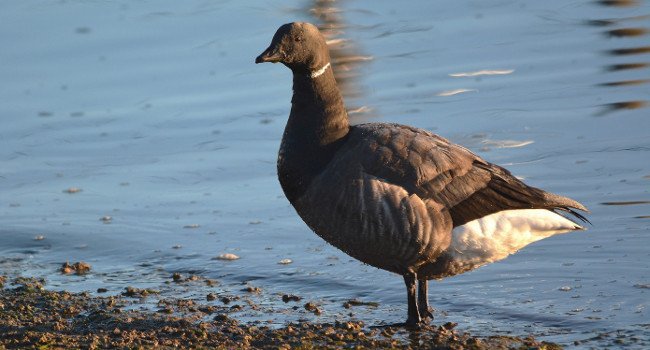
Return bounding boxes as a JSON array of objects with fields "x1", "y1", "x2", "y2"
[{"x1": 353, "y1": 123, "x2": 588, "y2": 227}]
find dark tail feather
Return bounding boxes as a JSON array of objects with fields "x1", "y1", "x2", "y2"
[
  {"x1": 543, "y1": 192, "x2": 591, "y2": 225},
  {"x1": 544, "y1": 192, "x2": 589, "y2": 212},
  {"x1": 556, "y1": 207, "x2": 592, "y2": 225}
]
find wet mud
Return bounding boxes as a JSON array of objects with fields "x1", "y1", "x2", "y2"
[{"x1": 0, "y1": 277, "x2": 562, "y2": 349}]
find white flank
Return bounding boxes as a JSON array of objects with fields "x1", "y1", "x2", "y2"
[
  {"x1": 310, "y1": 62, "x2": 331, "y2": 78},
  {"x1": 449, "y1": 69, "x2": 515, "y2": 77},
  {"x1": 437, "y1": 88, "x2": 478, "y2": 97},
  {"x1": 448, "y1": 209, "x2": 582, "y2": 268}
]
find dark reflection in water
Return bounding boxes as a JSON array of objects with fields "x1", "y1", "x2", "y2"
[
  {"x1": 601, "y1": 200, "x2": 650, "y2": 205},
  {"x1": 584, "y1": 14, "x2": 650, "y2": 27},
  {"x1": 598, "y1": 101, "x2": 647, "y2": 115},
  {"x1": 605, "y1": 62, "x2": 649, "y2": 71},
  {"x1": 589, "y1": 1, "x2": 650, "y2": 114},
  {"x1": 307, "y1": 0, "x2": 373, "y2": 122},
  {"x1": 606, "y1": 27, "x2": 648, "y2": 37},
  {"x1": 608, "y1": 46, "x2": 650, "y2": 55},
  {"x1": 598, "y1": 79, "x2": 650, "y2": 86},
  {"x1": 597, "y1": 0, "x2": 640, "y2": 7}
]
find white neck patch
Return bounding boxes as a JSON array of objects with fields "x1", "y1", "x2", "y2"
[{"x1": 310, "y1": 62, "x2": 331, "y2": 79}]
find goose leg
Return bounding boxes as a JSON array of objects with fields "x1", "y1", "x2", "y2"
[
  {"x1": 417, "y1": 279, "x2": 434, "y2": 321},
  {"x1": 403, "y1": 271, "x2": 421, "y2": 327}
]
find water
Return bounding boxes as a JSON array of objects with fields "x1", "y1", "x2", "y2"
[{"x1": 1, "y1": 0, "x2": 649, "y2": 348}]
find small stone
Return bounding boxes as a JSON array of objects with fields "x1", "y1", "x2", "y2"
[
  {"x1": 243, "y1": 286, "x2": 261, "y2": 293},
  {"x1": 442, "y1": 322, "x2": 457, "y2": 330},
  {"x1": 34, "y1": 235, "x2": 45, "y2": 241},
  {"x1": 343, "y1": 299, "x2": 379, "y2": 308},
  {"x1": 559, "y1": 286, "x2": 572, "y2": 291},
  {"x1": 206, "y1": 293, "x2": 217, "y2": 301},
  {"x1": 214, "y1": 314, "x2": 229, "y2": 322},
  {"x1": 97, "y1": 288, "x2": 108, "y2": 293},
  {"x1": 214, "y1": 253, "x2": 239, "y2": 261},
  {"x1": 64, "y1": 187, "x2": 82, "y2": 194},
  {"x1": 199, "y1": 305, "x2": 216, "y2": 314},
  {"x1": 183, "y1": 224, "x2": 200, "y2": 229},
  {"x1": 282, "y1": 294, "x2": 301, "y2": 303},
  {"x1": 100, "y1": 216, "x2": 112, "y2": 223},
  {"x1": 304, "y1": 302, "x2": 322, "y2": 315},
  {"x1": 158, "y1": 307, "x2": 173, "y2": 314},
  {"x1": 60, "y1": 261, "x2": 91, "y2": 275},
  {"x1": 122, "y1": 286, "x2": 159, "y2": 297},
  {"x1": 278, "y1": 258, "x2": 293, "y2": 265},
  {"x1": 172, "y1": 273, "x2": 183, "y2": 282},
  {"x1": 204, "y1": 279, "x2": 219, "y2": 286}
]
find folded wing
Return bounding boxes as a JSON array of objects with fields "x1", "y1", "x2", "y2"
[{"x1": 354, "y1": 123, "x2": 588, "y2": 228}]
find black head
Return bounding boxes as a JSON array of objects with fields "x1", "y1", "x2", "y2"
[{"x1": 255, "y1": 22, "x2": 330, "y2": 73}]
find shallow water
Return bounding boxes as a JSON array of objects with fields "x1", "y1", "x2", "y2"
[{"x1": 1, "y1": 0, "x2": 649, "y2": 348}]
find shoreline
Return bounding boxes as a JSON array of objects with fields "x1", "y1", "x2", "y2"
[{"x1": 0, "y1": 277, "x2": 562, "y2": 349}]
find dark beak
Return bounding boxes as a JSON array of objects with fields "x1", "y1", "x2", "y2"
[{"x1": 255, "y1": 46, "x2": 283, "y2": 64}]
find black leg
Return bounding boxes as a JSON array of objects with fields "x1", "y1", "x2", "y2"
[
  {"x1": 403, "y1": 271, "x2": 421, "y2": 327},
  {"x1": 417, "y1": 279, "x2": 434, "y2": 321}
]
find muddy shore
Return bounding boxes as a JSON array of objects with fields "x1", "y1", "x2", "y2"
[{"x1": 0, "y1": 276, "x2": 562, "y2": 349}]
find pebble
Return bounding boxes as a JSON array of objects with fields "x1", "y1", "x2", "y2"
[
  {"x1": 304, "y1": 302, "x2": 322, "y2": 315},
  {"x1": 214, "y1": 253, "x2": 239, "y2": 261},
  {"x1": 243, "y1": 286, "x2": 261, "y2": 294},
  {"x1": 282, "y1": 294, "x2": 302, "y2": 303},
  {"x1": 63, "y1": 187, "x2": 82, "y2": 194},
  {"x1": 60, "y1": 262, "x2": 91, "y2": 275}
]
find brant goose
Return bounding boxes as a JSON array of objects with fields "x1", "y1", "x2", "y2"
[{"x1": 255, "y1": 22, "x2": 589, "y2": 326}]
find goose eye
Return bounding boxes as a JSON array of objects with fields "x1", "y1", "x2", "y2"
[{"x1": 294, "y1": 36, "x2": 302, "y2": 42}]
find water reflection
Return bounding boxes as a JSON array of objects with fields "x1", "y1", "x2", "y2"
[
  {"x1": 606, "y1": 27, "x2": 648, "y2": 37},
  {"x1": 308, "y1": 0, "x2": 373, "y2": 122},
  {"x1": 597, "y1": 0, "x2": 640, "y2": 7},
  {"x1": 608, "y1": 46, "x2": 650, "y2": 55},
  {"x1": 601, "y1": 200, "x2": 650, "y2": 205},
  {"x1": 590, "y1": 1, "x2": 650, "y2": 114},
  {"x1": 598, "y1": 79, "x2": 649, "y2": 87},
  {"x1": 598, "y1": 101, "x2": 647, "y2": 115},
  {"x1": 604, "y1": 62, "x2": 649, "y2": 71}
]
